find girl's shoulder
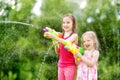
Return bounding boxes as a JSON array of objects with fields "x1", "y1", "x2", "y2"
[
  {"x1": 71, "y1": 33, "x2": 78, "y2": 38},
  {"x1": 92, "y1": 50, "x2": 100, "y2": 57},
  {"x1": 93, "y1": 50, "x2": 99, "y2": 54},
  {"x1": 84, "y1": 50, "x2": 99, "y2": 56},
  {"x1": 72, "y1": 32, "x2": 78, "y2": 35},
  {"x1": 65, "y1": 32, "x2": 78, "y2": 39},
  {"x1": 66, "y1": 33, "x2": 78, "y2": 44}
]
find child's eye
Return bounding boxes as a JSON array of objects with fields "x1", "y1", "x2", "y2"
[
  {"x1": 67, "y1": 21, "x2": 70, "y2": 24},
  {"x1": 83, "y1": 41, "x2": 85, "y2": 43},
  {"x1": 62, "y1": 22, "x2": 65, "y2": 24}
]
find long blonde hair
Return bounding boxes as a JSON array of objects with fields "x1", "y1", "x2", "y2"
[{"x1": 81, "y1": 31, "x2": 100, "y2": 50}]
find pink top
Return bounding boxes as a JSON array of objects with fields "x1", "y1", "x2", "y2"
[
  {"x1": 76, "y1": 51, "x2": 98, "y2": 80},
  {"x1": 58, "y1": 35, "x2": 76, "y2": 67}
]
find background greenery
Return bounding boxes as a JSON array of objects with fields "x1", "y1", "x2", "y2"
[{"x1": 0, "y1": 0, "x2": 120, "y2": 80}]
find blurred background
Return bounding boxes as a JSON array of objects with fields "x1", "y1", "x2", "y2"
[{"x1": 0, "y1": 0, "x2": 120, "y2": 80}]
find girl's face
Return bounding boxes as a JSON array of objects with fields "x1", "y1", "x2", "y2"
[
  {"x1": 82, "y1": 34, "x2": 95, "y2": 50},
  {"x1": 62, "y1": 16, "x2": 73, "y2": 32}
]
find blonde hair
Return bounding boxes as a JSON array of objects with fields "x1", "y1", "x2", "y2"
[{"x1": 81, "y1": 31, "x2": 100, "y2": 50}]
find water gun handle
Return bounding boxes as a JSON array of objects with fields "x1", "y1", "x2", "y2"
[
  {"x1": 43, "y1": 27, "x2": 62, "y2": 42},
  {"x1": 77, "y1": 47, "x2": 84, "y2": 61},
  {"x1": 78, "y1": 47, "x2": 84, "y2": 55}
]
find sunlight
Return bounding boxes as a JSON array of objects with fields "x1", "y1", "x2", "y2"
[
  {"x1": 31, "y1": 0, "x2": 42, "y2": 16},
  {"x1": 0, "y1": 9, "x2": 4, "y2": 16},
  {"x1": 4, "y1": 0, "x2": 15, "y2": 6},
  {"x1": 86, "y1": 17, "x2": 94, "y2": 23},
  {"x1": 2, "y1": 0, "x2": 22, "y2": 12},
  {"x1": 111, "y1": 0, "x2": 116, "y2": 6},
  {"x1": 72, "y1": 0, "x2": 87, "y2": 9},
  {"x1": 79, "y1": 0, "x2": 87, "y2": 9},
  {"x1": 117, "y1": 15, "x2": 120, "y2": 20},
  {"x1": 117, "y1": 0, "x2": 120, "y2": 20}
]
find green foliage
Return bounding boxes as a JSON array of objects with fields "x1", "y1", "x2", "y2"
[
  {"x1": 38, "y1": 62, "x2": 58, "y2": 80},
  {"x1": 41, "y1": 0, "x2": 73, "y2": 16},
  {"x1": 8, "y1": 0, "x2": 34, "y2": 21},
  {"x1": 1, "y1": 71, "x2": 17, "y2": 80},
  {"x1": 98, "y1": 54, "x2": 120, "y2": 80},
  {"x1": 0, "y1": 0, "x2": 119, "y2": 80}
]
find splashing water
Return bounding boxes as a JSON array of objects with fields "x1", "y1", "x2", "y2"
[
  {"x1": 0, "y1": 21, "x2": 55, "y2": 79},
  {"x1": 35, "y1": 43, "x2": 54, "y2": 80},
  {"x1": 0, "y1": 21, "x2": 34, "y2": 27},
  {"x1": 116, "y1": 27, "x2": 120, "y2": 78},
  {"x1": 0, "y1": 20, "x2": 36, "y2": 58}
]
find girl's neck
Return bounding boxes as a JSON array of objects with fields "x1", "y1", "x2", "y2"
[
  {"x1": 87, "y1": 48, "x2": 95, "y2": 52},
  {"x1": 64, "y1": 31, "x2": 73, "y2": 38}
]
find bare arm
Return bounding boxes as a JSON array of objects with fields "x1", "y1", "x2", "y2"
[
  {"x1": 75, "y1": 50, "x2": 99, "y2": 67},
  {"x1": 53, "y1": 42, "x2": 60, "y2": 55},
  {"x1": 44, "y1": 32, "x2": 78, "y2": 44},
  {"x1": 74, "y1": 55, "x2": 79, "y2": 65},
  {"x1": 44, "y1": 32, "x2": 78, "y2": 56}
]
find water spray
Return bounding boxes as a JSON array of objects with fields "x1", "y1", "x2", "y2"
[
  {"x1": 0, "y1": 21, "x2": 34, "y2": 27},
  {"x1": 35, "y1": 43, "x2": 54, "y2": 80},
  {"x1": 1, "y1": 21, "x2": 52, "y2": 79}
]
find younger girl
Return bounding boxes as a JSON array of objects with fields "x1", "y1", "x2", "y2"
[
  {"x1": 75, "y1": 31, "x2": 100, "y2": 80},
  {"x1": 44, "y1": 14, "x2": 78, "y2": 80}
]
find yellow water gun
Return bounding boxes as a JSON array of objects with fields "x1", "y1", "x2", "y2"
[{"x1": 63, "y1": 41, "x2": 84, "y2": 60}]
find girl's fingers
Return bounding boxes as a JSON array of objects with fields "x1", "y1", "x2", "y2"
[
  {"x1": 44, "y1": 32, "x2": 50, "y2": 38},
  {"x1": 44, "y1": 32, "x2": 53, "y2": 39},
  {"x1": 75, "y1": 53, "x2": 82, "y2": 58}
]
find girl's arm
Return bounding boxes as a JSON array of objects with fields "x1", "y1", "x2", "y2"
[
  {"x1": 74, "y1": 55, "x2": 79, "y2": 65},
  {"x1": 53, "y1": 41, "x2": 60, "y2": 55},
  {"x1": 44, "y1": 32, "x2": 78, "y2": 44},
  {"x1": 76, "y1": 50, "x2": 99, "y2": 67}
]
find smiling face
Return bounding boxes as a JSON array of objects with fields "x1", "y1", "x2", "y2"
[
  {"x1": 81, "y1": 31, "x2": 100, "y2": 50},
  {"x1": 82, "y1": 34, "x2": 95, "y2": 50},
  {"x1": 62, "y1": 16, "x2": 73, "y2": 32}
]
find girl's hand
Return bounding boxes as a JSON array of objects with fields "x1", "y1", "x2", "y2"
[
  {"x1": 53, "y1": 41, "x2": 59, "y2": 46},
  {"x1": 44, "y1": 32, "x2": 54, "y2": 38},
  {"x1": 75, "y1": 52, "x2": 82, "y2": 58},
  {"x1": 74, "y1": 53, "x2": 82, "y2": 64}
]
